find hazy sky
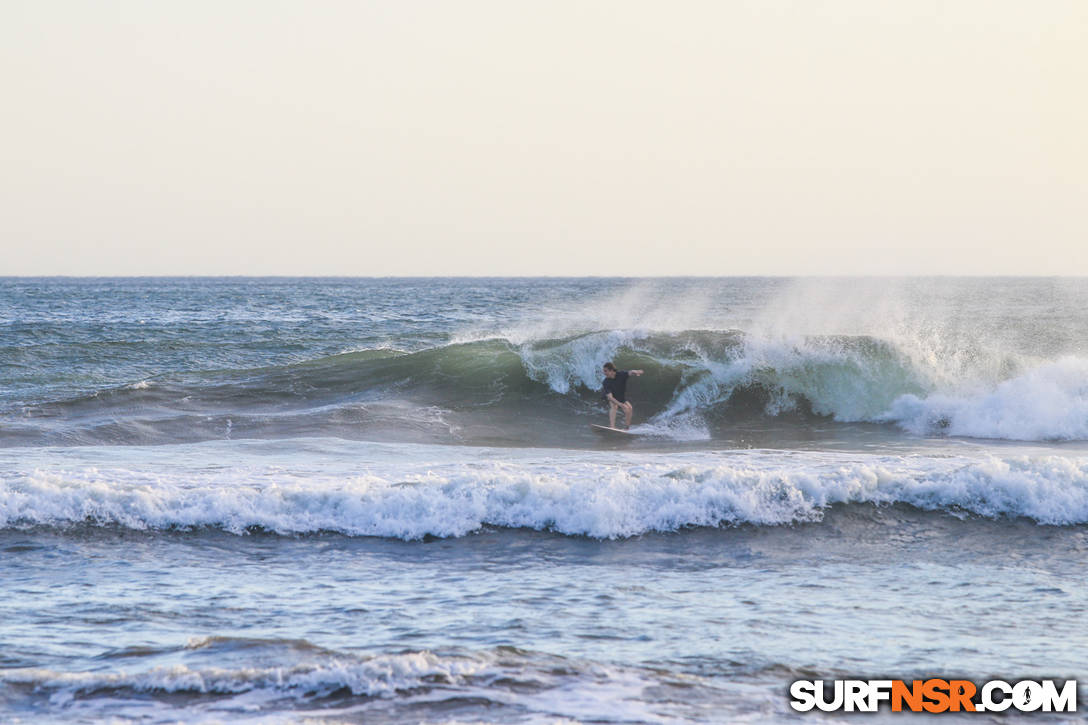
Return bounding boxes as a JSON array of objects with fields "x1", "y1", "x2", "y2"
[{"x1": 3, "y1": 1, "x2": 1085, "y2": 275}]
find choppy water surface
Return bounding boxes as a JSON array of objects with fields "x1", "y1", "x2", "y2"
[{"x1": 2, "y1": 277, "x2": 1087, "y2": 723}]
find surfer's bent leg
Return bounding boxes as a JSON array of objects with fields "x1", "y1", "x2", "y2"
[
  {"x1": 609, "y1": 400, "x2": 619, "y2": 428},
  {"x1": 623, "y1": 401, "x2": 633, "y2": 428}
]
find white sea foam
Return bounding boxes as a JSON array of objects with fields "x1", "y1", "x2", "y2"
[
  {"x1": 628, "y1": 415, "x2": 711, "y2": 442},
  {"x1": 3, "y1": 443, "x2": 1088, "y2": 539},
  {"x1": 883, "y1": 357, "x2": 1088, "y2": 441}
]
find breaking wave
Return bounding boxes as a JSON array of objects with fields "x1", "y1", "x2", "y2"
[
  {"x1": 3, "y1": 447, "x2": 1088, "y2": 539},
  {"x1": 12, "y1": 328, "x2": 1088, "y2": 444}
]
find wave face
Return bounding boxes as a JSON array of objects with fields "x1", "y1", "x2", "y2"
[
  {"x1": 4, "y1": 277, "x2": 1088, "y2": 445},
  {"x1": 4, "y1": 443, "x2": 1088, "y2": 539}
]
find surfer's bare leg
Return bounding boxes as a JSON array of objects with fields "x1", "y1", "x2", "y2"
[
  {"x1": 623, "y1": 402, "x2": 633, "y2": 428},
  {"x1": 609, "y1": 400, "x2": 619, "y2": 428}
]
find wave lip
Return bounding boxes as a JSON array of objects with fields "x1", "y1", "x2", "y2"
[{"x1": 4, "y1": 448, "x2": 1088, "y2": 540}]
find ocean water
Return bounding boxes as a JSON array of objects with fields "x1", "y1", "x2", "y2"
[{"x1": 2, "y1": 276, "x2": 1087, "y2": 723}]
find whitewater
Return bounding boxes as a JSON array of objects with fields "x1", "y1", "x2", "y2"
[
  {"x1": 6, "y1": 441, "x2": 1088, "y2": 537},
  {"x1": 2, "y1": 277, "x2": 1087, "y2": 723}
]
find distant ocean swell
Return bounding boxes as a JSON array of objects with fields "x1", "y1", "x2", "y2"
[
  {"x1": 12, "y1": 330, "x2": 1088, "y2": 444},
  {"x1": 4, "y1": 450, "x2": 1087, "y2": 538}
]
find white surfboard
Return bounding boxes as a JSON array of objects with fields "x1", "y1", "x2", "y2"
[{"x1": 590, "y1": 424, "x2": 637, "y2": 436}]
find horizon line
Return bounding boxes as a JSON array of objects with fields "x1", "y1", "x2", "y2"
[{"x1": 3, "y1": 273, "x2": 1087, "y2": 280}]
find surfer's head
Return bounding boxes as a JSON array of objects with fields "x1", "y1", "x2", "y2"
[{"x1": 602, "y1": 362, "x2": 616, "y2": 378}]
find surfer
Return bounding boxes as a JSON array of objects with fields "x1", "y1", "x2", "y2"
[{"x1": 602, "y1": 362, "x2": 644, "y2": 429}]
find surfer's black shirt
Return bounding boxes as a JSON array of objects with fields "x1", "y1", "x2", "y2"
[{"x1": 602, "y1": 371, "x2": 630, "y2": 403}]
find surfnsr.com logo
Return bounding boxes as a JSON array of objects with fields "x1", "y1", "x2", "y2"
[{"x1": 790, "y1": 679, "x2": 1077, "y2": 713}]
